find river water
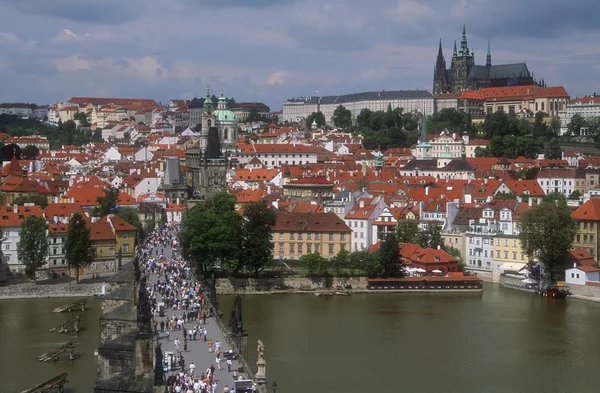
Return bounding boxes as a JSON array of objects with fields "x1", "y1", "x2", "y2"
[
  {"x1": 2, "y1": 285, "x2": 600, "y2": 393},
  {"x1": 220, "y1": 284, "x2": 600, "y2": 393},
  {"x1": 0, "y1": 297, "x2": 102, "y2": 393}
]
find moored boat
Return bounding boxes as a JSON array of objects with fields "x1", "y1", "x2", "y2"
[{"x1": 536, "y1": 285, "x2": 570, "y2": 299}]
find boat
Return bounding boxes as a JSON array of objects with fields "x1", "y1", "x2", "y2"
[
  {"x1": 314, "y1": 292, "x2": 334, "y2": 297},
  {"x1": 536, "y1": 285, "x2": 570, "y2": 299},
  {"x1": 334, "y1": 291, "x2": 350, "y2": 296}
]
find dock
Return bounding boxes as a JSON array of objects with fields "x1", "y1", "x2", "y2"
[
  {"x1": 20, "y1": 373, "x2": 68, "y2": 393},
  {"x1": 38, "y1": 341, "x2": 77, "y2": 362},
  {"x1": 53, "y1": 298, "x2": 87, "y2": 313},
  {"x1": 49, "y1": 314, "x2": 81, "y2": 334}
]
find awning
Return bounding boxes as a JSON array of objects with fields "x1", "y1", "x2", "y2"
[{"x1": 499, "y1": 262, "x2": 527, "y2": 273}]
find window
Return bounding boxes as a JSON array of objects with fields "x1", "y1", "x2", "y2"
[
  {"x1": 496, "y1": 251, "x2": 500, "y2": 258},
  {"x1": 329, "y1": 233, "x2": 334, "y2": 241},
  {"x1": 341, "y1": 234, "x2": 345, "y2": 241},
  {"x1": 571, "y1": 273, "x2": 575, "y2": 278},
  {"x1": 53, "y1": 248, "x2": 57, "y2": 255},
  {"x1": 307, "y1": 244, "x2": 312, "y2": 253},
  {"x1": 360, "y1": 221, "x2": 364, "y2": 228},
  {"x1": 497, "y1": 239, "x2": 500, "y2": 245},
  {"x1": 315, "y1": 233, "x2": 320, "y2": 240},
  {"x1": 329, "y1": 244, "x2": 334, "y2": 255},
  {"x1": 360, "y1": 232, "x2": 364, "y2": 239},
  {"x1": 298, "y1": 233, "x2": 303, "y2": 240},
  {"x1": 289, "y1": 244, "x2": 295, "y2": 253},
  {"x1": 315, "y1": 244, "x2": 320, "y2": 254},
  {"x1": 123, "y1": 233, "x2": 129, "y2": 240},
  {"x1": 109, "y1": 248, "x2": 115, "y2": 256},
  {"x1": 307, "y1": 233, "x2": 312, "y2": 240},
  {"x1": 279, "y1": 244, "x2": 284, "y2": 253},
  {"x1": 504, "y1": 252, "x2": 508, "y2": 258},
  {"x1": 512, "y1": 252, "x2": 517, "y2": 260},
  {"x1": 290, "y1": 233, "x2": 295, "y2": 240},
  {"x1": 279, "y1": 233, "x2": 284, "y2": 240},
  {"x1": 504, "y1": 239, "x2": 508, "y2": 246},
  {"x1": 109, "y1": 240, "x2": 115, "y2": 246},
  {"x1": 53, "y1": 238, "x2": 57, "y2": 244},
  {"x1": 4, "y1": 244, "x2": 8, "y2": 250},
  {"x1": 298, "y1": 244, "x2": 303, "y2": 254},
  {"x1": 123, "y1": 244, "x2": 129, "y2": 253},
  {"x1": 513, "y1": 240, "x2": 517, "y2": 247},
  {"x1": 576, "y1": 273, "x2": 580, "y2": 279}
]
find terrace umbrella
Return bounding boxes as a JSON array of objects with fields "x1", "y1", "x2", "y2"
[{"x1": 432, "y1": 269, "x2": 442, "y2": 274}]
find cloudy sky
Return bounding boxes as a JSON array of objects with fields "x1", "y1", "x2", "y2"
[{"x1": 0, "y1": 0, "x2": 599, "y2": 110}]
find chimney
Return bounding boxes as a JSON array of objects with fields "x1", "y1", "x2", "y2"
[
  {"x1": 425, "y1": 186, "x2": 429, "y2": 196},
  {"x1": 13, "y1": 204, "x2": 18, "y2": 214},
  {"x1": 137, "y1": 168, "x2": 141, "y2": 175},
  {"x1": 53, "y1": 215, "x2": 58, "y2": 224},
  {"x1": 359, "y1": 200, "x2": 365, "y2": 208},
  {"x1": 528, "y1": 197, "x2": 533, "y2": 207}
]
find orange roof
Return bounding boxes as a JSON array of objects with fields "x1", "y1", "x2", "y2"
[
  {"x1": 232, "y1": 168, "x2": 279, "y2": 182},
  {"x1": 0, "y1": 205, "x2": 43, "y2": 227},
  {"x1": 44, "y1": 203, "x2": 86, "y2": 220},
  {"x1": 108, "y1": 215, "x2": 137, "y2": 231},
  {"x1": 576, "y1": 265, "x2": 600, "y2": 272},
  {"x1": 570, "y1": 96, "x2": 600, "y2": 105},
  {"x1": 48, "y1": 223, "x2": 69, "y2": 233},
  {"x1": 572, "y1": 199, "x2": 600, "y2": 221},
  {"x1": 238, "y1": 143, "x2": 319, "y2": 154},
  {"x1": 166, "y1": 203, "x2": 186, "y2": 211},
  {"x1": 90, "y1": 222, "x2": 114, "y2": 241}
]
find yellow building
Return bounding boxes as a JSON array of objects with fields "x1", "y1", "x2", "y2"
[
  {"x1": 571, "y1": 199, "x2": 600, "y2": 257},
  {"x1": 492, "y1": 234, "x2": 527, "y2": 281},
  {"x1": 90, "y1": 221, "x2": 116, "y2": 260},
  {"x1": 108, "y1": 216, "x2": 137, "y2": 257},
  {"x1": 272, "y1": 211, "x2": 351, "y2": 260}
]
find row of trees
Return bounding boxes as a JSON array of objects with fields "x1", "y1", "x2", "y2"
[
  {"x1": 17, "y1": 213, "x2": 95, "y2": 283},
  {"x1": 180, "y1": 192, "x2": 276, "y2": 276}
]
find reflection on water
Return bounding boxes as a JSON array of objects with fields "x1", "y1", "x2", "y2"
[
  {"x1": 0, "y1": 297, "x2": 102, "y2": 393},
  {"x1": 220, "y1": 284, "x2": 600, "y2": 393}
]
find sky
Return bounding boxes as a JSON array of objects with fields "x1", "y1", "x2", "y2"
[{"x1": 0, "y1": 0, "x2": 599, "y2": 110}]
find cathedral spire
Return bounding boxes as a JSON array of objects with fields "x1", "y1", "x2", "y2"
[
  {"x1": 437, "y1": 39, "x2": 444, "y2": 58},
  {"x1": 460, "y1": 24, "x2": 470, "y2": 57},
  {"x1": 486, "y1": 39, "x2": 492, "y2": 67},
  {"x1": 453, "y1": 40, "x2": 457, "y2": 57},
  {"x1": 204, "y1": 85, "x2": 213, "y2": 109}
]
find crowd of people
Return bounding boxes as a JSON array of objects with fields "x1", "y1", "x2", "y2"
[{"x1": 138, "y1": 222, "x2": 254, "y2": 393}]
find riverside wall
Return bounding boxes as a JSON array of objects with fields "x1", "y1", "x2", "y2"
[
  {"x1": 0, "y1": 280, "x2": 104, "y2": 299},
  {"x1": 215, "y1": 277, "x2": 369, "y2": 294}
]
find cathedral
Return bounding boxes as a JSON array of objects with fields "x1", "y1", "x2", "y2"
[{"x1": 433, "y1": 26, "x2": 537, "y2": 94}]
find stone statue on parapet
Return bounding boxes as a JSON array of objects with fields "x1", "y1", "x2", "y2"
[
  {"x1": 257, "y1": 340, "x2": 265, "y2": 361},
  {"x1": 154, "y1": 341, "x2": 164, "y2": 386},
  {"x1": 228, "y1": 294, "x2": 244, "y2": 335}
]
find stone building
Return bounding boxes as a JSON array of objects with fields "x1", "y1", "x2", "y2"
[
  {"x1": 160, "y1": 156, "x2": 189, "y2": 204},
  {"x1": 433, "y1": 26, "x2": 537, "y2": 94}
]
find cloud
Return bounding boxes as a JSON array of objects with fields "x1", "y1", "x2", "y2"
[
  {"x1": 267, "y1": 71, "x2": 289, "y2": 86},
  {"x1": 0, "y1": 0, "x2": 599, "y2": 107}
]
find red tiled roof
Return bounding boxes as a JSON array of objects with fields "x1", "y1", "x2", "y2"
[
  {"x1": 273, "y1": 211, "x2": 350, "y2": 232},
  {"x1": 0, "y1": 205, "x2": 43, "y2": 227},
  {"x1": 572, "y1": 199, "x2": 600, "y2": 221},
  {"x1": 90, "y1": 222, "x2": 114, "y2": 241}
]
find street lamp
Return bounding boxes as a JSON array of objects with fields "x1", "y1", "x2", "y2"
[{"x1": 272, "y1": 381, "x2": 278, "y2": 393}]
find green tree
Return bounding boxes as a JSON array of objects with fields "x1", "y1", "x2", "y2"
[
  {"x1": 17, "y1": 216, "x2": 49, "y2": 281},
  {"x1": 544, "y1": 139, "x2": 562, "y2": 160},
  {"x1": 180, "y1": 192, "x2": 244, "y2": 275},
  {"x1": 65, "y1": 213, "x2": 96, "y2": 283},
  {"x1": 347, "y1": 250, "x2": 381, "y2": 276},
  {"x1": 417, "y1": 223, "x2": 443, "y2": 249},
  {"x1": 356, "y1": 108, "x2": 373, "y2": 128},
  {"x1": 567, "y1": 114, "x2": 586, "y2": 137},
  {"x1": 331, "y1": 248, "x2": 350, "y2": 276},
  {"x1": 63, "y1": 120, "x2": 77, "y2": 146},
  {"x1": 548, "y1": 117, "x2": 561, "y2": 137},
  {"x1": 495, "y1": 192, "x2": 517, "y2": 200},
  {"x1": 94, "y1": 187, "x2": 119, "y2": 217},
  {"x1": 300, "y1": 253, "x2": 329, "y2": 276},
  {"x1": 305, "y1": 111, "x2": 326, "y2": 128},
  {"x1": 519, "y1": 199, "x2": 577, "y2": 284},
  {"x1": 396, "y1": 220, "x2": 420, "y2": 243},
  {"x1": 378, "y1": 233, "x2": 401, "y2": 277},
  {"x1": 12, "y1": 193, "x2": 48, "y2": 208},
  {"x1": 22, "y1": 144, "x2": 40, "y2": 159},
  {"x1": 241, "y1": 201, "x2": 276, "y2": 276},
  {"x1": 446, "y1": 246, "x2": 469, "y2": 275},
  {"x1": 569, "y1": 190, "x2": 582, "y2": 200},
  {"x1": 332, "y1": 105, "x2": 352, "y2": 129}
]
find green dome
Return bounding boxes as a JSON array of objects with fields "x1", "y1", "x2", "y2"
[{"x1": 214, "y1": 108, "x2": 237, "y2": 122}]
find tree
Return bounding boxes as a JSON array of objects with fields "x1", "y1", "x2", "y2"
[
  {"x1": 241, "y1": 202, "x2": 276, "y2": 276},
  {"x1": 94, "y1": 187, "x2": 119, "y2": 217},
  {"x1": 12, "y1": 193, "x2": 48, "y2": 208},
  {"x1": 17, "y1": 216, "x2": 49, "y2": 281},
  {"x1": 180, "y1": 192, "x2": 244, "y2": 275},
  {"x1": 63, "y1": 120, "x2": 77, "y2": 146},
  {"x1": 351, "y1": 250, "x2": 382, "y2": 276},
  {"x1": 300, "y1": 253, "x2": 329, "y2": 276},
  {"x1": 446, "y1": 246, "x2": 469, "y2": 275},
  {"x1": 396, "y1": 220, "x2": 419, "y2": 243},
  {"x1": 331, "y1": 248, "x2": 350, "y2": 276},
  {"x1": 495, "y1": 191, "x2": 517, "y2": 200},
  {"x1": 332, "y1": 105, "x2": 352, "y2": 129},
  {"x1": 65, "y1": 213, "x2": 95, "y2": 283},
  {"x1": 519, "y1": 199, "x2": 577, "y2": 284},
  {"x1": 305, "y1": 111, "x2": 326, "y2": 128},
  {"x1": 22, "y1": 144, "x2": 40, "y2": 159},
  {"x1": 569, "y1": 190, "x2": 582, "y2": 200},
  {"x1": 567, "y1": 114, "x2": 586, "y2": 137},
  {"x1": 544, "y1": 139, "x2": 562, "y2": 160},
  {"x1": 378, "y1": 233, "x2": 401, "y2": 277},
  {"x1": 417, "y1": 223, "x2": 443, "y2": 249},
  {"x1": 356, "y1": 108, "x2": 373, "y2": 128},
  {"x1": 548, "y1": 117, "x2": 561, "y2": 137}
]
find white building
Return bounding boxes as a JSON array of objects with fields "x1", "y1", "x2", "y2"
[
  {"x1": 238, "y1": 143, "x2": 319, "y2": 168},
  {"x1": 565, "y1": 265, "x2": 600, "y2": 286},
  {"x1": 560, "y1": 96, "x2": 600, "y2": 135},
  {"x1": 0, "y1": 206, "x2": 44, "y2": 273},
  {"x1": 536, "y1": 168, "x2": 582, "y2": 198},
  {"x1": 344, "y1": 196, "x2": 386, "y2": 251},
  {"x1": 282, "y1": 90, "x2": 435, "y2": 124}
]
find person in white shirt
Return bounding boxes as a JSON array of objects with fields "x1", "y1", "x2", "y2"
[
  {"x1": 189, "y1": 362, "x2": 196, "y2": 376},
  {"x1": 211, "y1": 381, "x2": 218, "y2": 393},
  {"x1": 216, "y1": 356, "x2": 221, "y2": 371}
]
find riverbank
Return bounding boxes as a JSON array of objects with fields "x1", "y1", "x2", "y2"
[{"x1": 0, "y1": 279, "x2": 106, "y2": 299}]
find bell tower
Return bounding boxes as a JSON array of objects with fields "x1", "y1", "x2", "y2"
[
  {"x1": 451, "y1": 25, "x2": 475, "y2": 92},
  {"x1": 202, "y1": 86, "x2": 216, "y2": 131}
]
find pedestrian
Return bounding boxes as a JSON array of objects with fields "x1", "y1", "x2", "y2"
[
  {"x1": 226, "y1": 359, "x2": 232, "y2": 373},
  {"x1": 223, "y1": 385, "x2": 230, "y2": 393},
  {"x1": 202, "y1": 311, "x2": 207, "y2": 325},
  {"x1": 153, "y1": 319, "x2": 158, "y2": 333},
  {"x1": 193, "y1": 328, "x2": 197, "y2": 341},
  {"x1": 183, "y1": 338, "x2": 188, "y2": 352},
  {"x1": 208, "y1": 339, "x2": 213, "y2": 353},
  {"x1": 203, "y1": 328, "x2": 207, "y2": 342},
  {"x1": 188, "y1": 329, "x2": 193, "y2": 341},
  {"x1": 166, "y1": 330, "x2": 170, "y2": 341},
  {"x1": 160, "y1": 320, "x2": 165, "y2": 332},
  {"x1": 216, "y1": 356, "x2": 221, "y2": 371},
  {"x1": 215, "y1": 341, "x2": 221, "y2": 352},
  {"x1": 212, "y1": 381, "x2": 217, "y2": 393},
  {"x1": 189, "y1": 362, "x2": 196, "y2": 376},
  {"x1": 174, "y1": 338, "x2": 180, "y2": 352}
]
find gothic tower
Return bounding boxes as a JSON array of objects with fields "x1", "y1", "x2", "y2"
[
  {"x1": 433, "y1": 40, "x2": 450, "y2": 94},
  {"x1": 451, "y1": 25, "x2": 475, "y2": 92},
  {"x1": 486, "y1": 39, "x2": 492, "y2": 67}
]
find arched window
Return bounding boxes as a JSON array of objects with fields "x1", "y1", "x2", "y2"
[
  {"x1": 224, "y1": 128, "x2": 228, "y2": 140},
  {"x1": 207, "y1": 120, "x2": 212, "y2": 127}
]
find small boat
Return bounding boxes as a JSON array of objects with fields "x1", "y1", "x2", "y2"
[
  {"x1": 314, "y1": 292, "x2": 334, "y2": 297},
  {"x1": 334, "y1": 291, "x2": 350, "y2": 296},
  {"x1": 536, "y1": 285, "x2": 570, "y2": 299}
]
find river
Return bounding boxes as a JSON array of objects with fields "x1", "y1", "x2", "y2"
[
  {"x1": 2, "y1": 285, "x2": 600, "y2": 393},
  {"x1": 220, "y1": 284, "x2": 600, "y2": 393},
  {"x1": 0, "y1": 297, "x2": 102, "y2": 393}
]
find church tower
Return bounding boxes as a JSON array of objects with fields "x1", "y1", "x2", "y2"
[
  {"x1": 486, "y1": 39, "x2": 492, "y2": 67},
  {"x1": 451, "y1": 25, "x2": 475, "y2": 92},
  {"x1": 433, "y1": 40, "x2": 450, "y2": 94}
]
